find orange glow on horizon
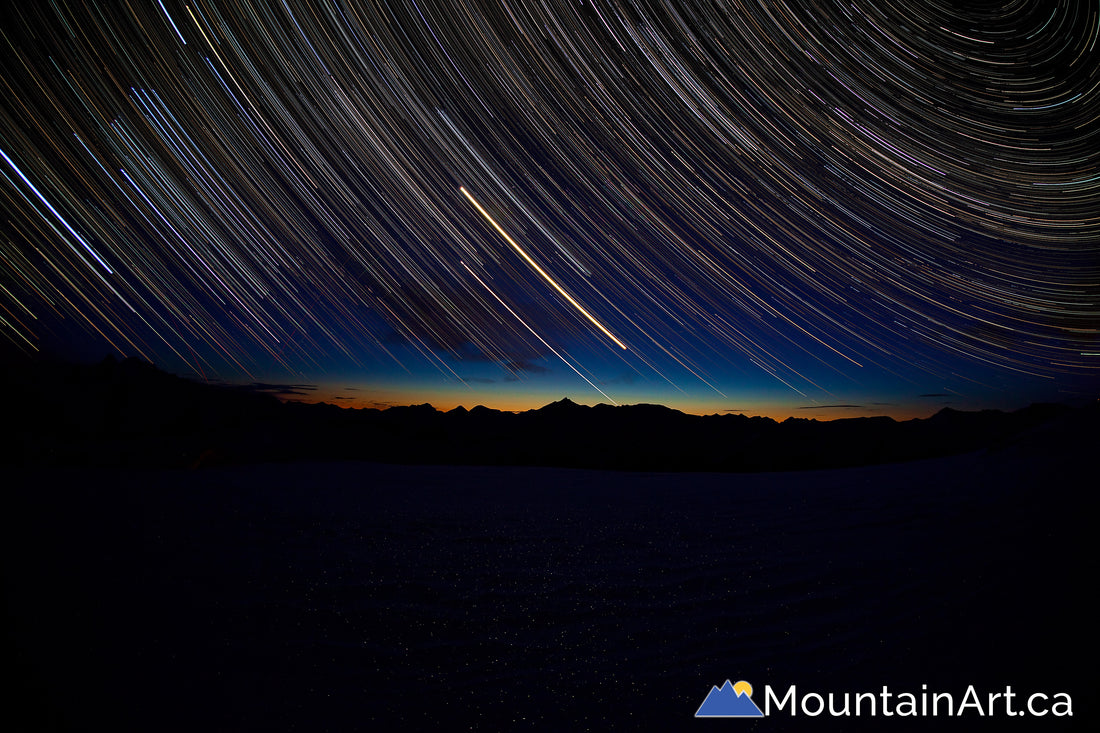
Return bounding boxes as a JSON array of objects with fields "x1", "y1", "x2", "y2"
[{"x1": 281, "y1": 386, "x2": 939, "y2": 422}]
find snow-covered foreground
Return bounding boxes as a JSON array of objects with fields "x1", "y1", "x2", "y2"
[{"x1": 7, "y1": 445, "x2": 1088, "y2": 730}]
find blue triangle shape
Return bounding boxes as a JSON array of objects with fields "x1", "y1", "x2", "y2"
[{"x1": 695, "y1": 680, "x2": 765, "y2": 717}]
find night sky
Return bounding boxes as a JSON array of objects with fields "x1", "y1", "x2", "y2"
[{"x1": 2, "y1": 0, "x2": 1097, "y2": 418}]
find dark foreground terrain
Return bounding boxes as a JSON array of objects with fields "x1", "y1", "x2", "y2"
[
  {"x1": 4, "y1": 355, "x2": 1094, "y2": 729},
  {"x1": 6, "y1": 434, "x2": 1091, "y2": 731}
]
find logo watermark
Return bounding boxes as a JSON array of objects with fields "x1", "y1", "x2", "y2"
[{"x1": 696, "y1": 680, "x2": 1073, "y2": 719}]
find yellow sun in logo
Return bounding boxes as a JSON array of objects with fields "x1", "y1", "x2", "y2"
[{"x1": 733, "y1": 681, "x2": 753, "y2": 697}]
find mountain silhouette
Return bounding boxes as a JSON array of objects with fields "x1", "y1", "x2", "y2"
[{"x1": 4, "y1": 353, "x2": 1095, "y2": 470}]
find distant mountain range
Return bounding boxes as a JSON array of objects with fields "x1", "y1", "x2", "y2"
[{"x1": 5, "y1": 354, "x2": 1097, "y2": 471}]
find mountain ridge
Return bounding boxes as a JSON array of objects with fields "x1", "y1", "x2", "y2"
[{"x1": 5, "y1": 354, "x2": 1096, "y2": 471}]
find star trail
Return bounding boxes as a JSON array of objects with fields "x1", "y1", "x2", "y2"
[{"x1": 1, "y1": 0, "x2": 1097, "y2": 416}]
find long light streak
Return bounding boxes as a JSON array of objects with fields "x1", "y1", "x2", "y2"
[{"x1": 461, "y1": 186, "x2": 628, "y2": 351}]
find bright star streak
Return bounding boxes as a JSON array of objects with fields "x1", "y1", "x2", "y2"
[{"x1": 461, "y1": 186, "x2": 628, "y2": 351}]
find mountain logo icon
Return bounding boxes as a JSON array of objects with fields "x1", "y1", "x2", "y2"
[{"x1": 695, "y1": 679, "x2": 765, "y2": 717}]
